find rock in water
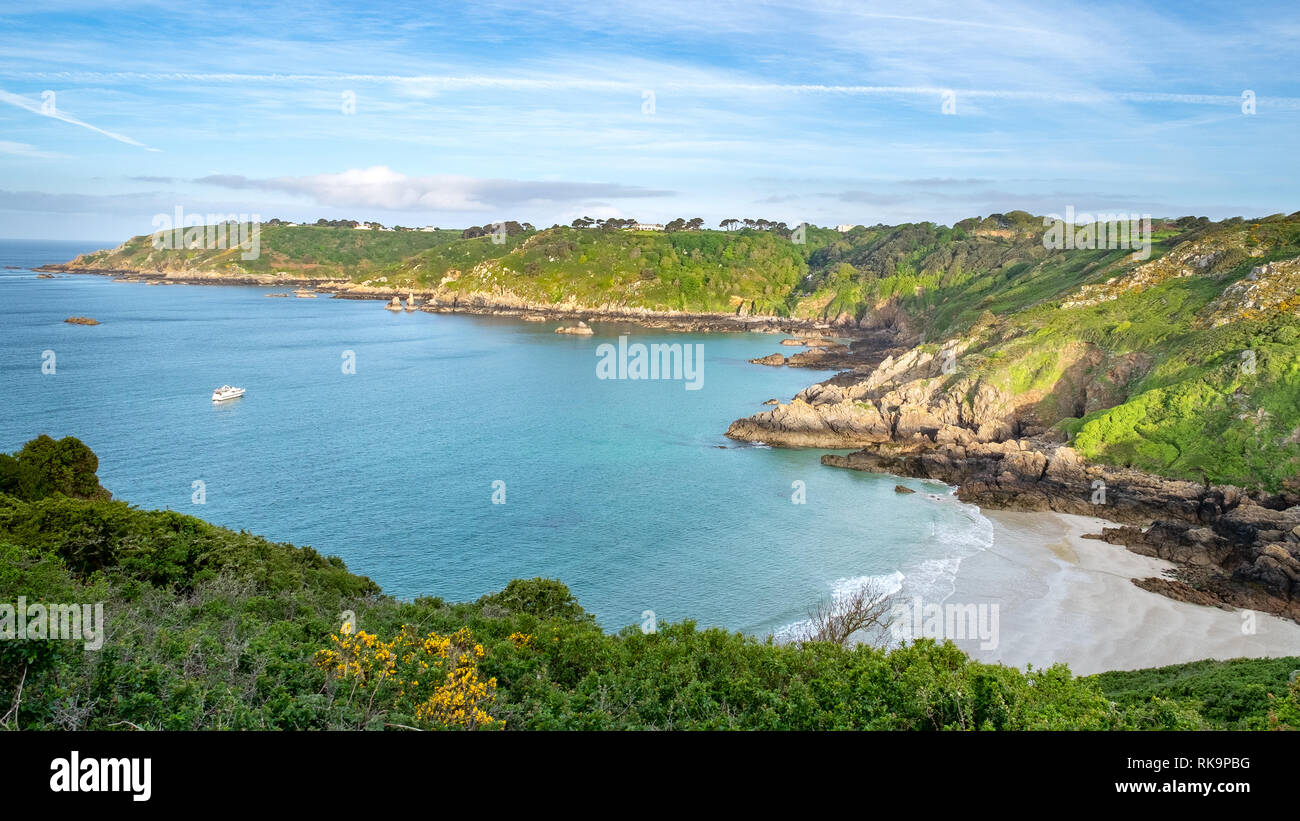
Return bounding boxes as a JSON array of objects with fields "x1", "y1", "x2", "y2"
[
  {"x1": 64, "y1": 316, "x2": 100, "y2": 325},
  {"x1": 894, "y1": 484, "x2": 915, "y2": 494},
  {"x1": 385, "y1": 297, "x2": 403, "y2": 312},
  {"x1": 555, "y1": 320, "x2": 594, "y2": 335},
  {"x1": 749, "y1": 353, "x2": 787, "y2": 366}
]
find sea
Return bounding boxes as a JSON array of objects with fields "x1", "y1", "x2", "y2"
[{"x1": 0, "y1": 239, "x2": 993, "y2": 637}]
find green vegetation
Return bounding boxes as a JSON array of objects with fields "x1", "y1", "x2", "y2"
[
  {"x1": 400, "y1": 226, "x2": 810, "y2": 314},
  {"x1": 3, "y1": 436, "x2": 1296, "y2": 731},
  {"x1": 73, "y1": 211, "x2": 1300, "y2": 490},
  {"x1": 72, "y1": 225, "x2": 462, "y2": 279},
  {"x1": 1090, "y1": 657, "x2": 1300, "y2": 730}
]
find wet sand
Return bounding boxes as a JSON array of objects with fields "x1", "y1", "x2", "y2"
[{"x1": 940, "y1": 510, "x2": 1300, "y2": 675}]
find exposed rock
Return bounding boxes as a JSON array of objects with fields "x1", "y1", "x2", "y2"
[
  {"x1": 749, "y1": 353, "x2": 787, "y2": 366},
  {"x1": 555, "y1": 321, "x2": 594, "y2": 335},
  {"x1": 64, "y1": 316, "x2": 100, "y2": 325},
  {"x1": 727, "y1": 329, "x2": 1300, "y2": 622},
  {"x1": 762, "y1": 398, "x2": 780, "y2": 405},
  {"x1": 1132, "y1": 577, "x2": 1229, "y2": 609},
  {"x1": 385, "y1": 297, "x2": 403, "y2": 312},
  {"x1": 1201, "y1": 257, "x2": 1300, "y2": 327},
  {"x1": 894, "y1": 485, "x2": 915, "y2": 494}
]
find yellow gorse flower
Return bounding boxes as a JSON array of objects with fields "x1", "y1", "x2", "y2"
[{"x1": 314, "y1": 624, "x2": 501, "y2": 729}]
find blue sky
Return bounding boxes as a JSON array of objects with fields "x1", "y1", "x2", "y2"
[{"x1": 1, "y1": 0, "x2": 1297, "y2": 239}]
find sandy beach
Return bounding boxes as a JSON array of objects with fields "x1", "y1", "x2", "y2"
[{"x1": 940, "y1": 510, "x2": 1300, "y2": 675}]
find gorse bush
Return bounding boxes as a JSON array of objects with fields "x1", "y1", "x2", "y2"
[{"x1": 315, "y1": 625, "x2": 501, "y2": 730}]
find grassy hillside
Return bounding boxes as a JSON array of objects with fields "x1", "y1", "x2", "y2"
[
  {"x1": 68, "y1": 212, "x2": 1300, "y2": 490},
  {"x1": 387, "y1": 226, "x2": 814, "y2": 314},
  {"x1": 69, "y1": 225, "x2": 463, "y2": 279},
  {"x1": 5, "y1": 435, "x2": 1296, "y2": 731}
]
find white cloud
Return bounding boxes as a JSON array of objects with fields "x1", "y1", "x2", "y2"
[
  {"x1": 195, "y1": 166, "x2": 674, "y2": 211},
  {"x1": 0, "y1": 140, "x2": 65, "y2": 159}
]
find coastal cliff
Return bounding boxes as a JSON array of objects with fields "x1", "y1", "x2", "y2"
[
  {"x1": 727, "y1": 212, "x2": 1300, "y2": 621},
  {"x1": 45, "y1": 214, "x2": 1300, "y2": 622}
]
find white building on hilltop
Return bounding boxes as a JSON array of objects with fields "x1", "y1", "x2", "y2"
[
  {"x1": 633, "y1": 223, "x2": 664, "y2": 231},
  {"x1": 836, "y1": 224, "x2": 856, "y2": 233}
]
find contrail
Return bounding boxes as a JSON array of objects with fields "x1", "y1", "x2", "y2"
[{"x1": 0, "y1": 88, "x2": 159, "y2": 151}]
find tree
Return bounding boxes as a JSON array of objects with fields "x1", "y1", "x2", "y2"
[
  {"x1": 477, "y1": 578, "x2": 593, "y2": 622},
  {"x1": 802, "y1": 577, "x2": 896, "y2": 647},
  {"x1": 0, "y1": 435, "x2": 109, "y2": 502}
]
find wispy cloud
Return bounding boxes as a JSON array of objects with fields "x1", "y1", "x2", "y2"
[
  {"x1": 9, "y1": 71, "x2": 1298, "y2": 109},
  {"x1": 0, "y1": 88, "x2": 158, "y2": 150},
  {"x1": 0, "y1": 140, "x2": 65, "y2": 159},
  {"x1": 1, "y1": 0, "x2": 1295, "y2": 238}
]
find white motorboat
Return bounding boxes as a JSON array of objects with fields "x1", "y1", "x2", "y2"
[{"x1": 211, "y1": 385, "x2": 246, "y2": 402}]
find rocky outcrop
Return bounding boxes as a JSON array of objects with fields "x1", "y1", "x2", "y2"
[
  {"x1": 385, "y1": 297, "x2": 403, "y2": 312},
  {"x1": 1199, "y1": 257, "x2": 1300, "y2": 327},
  {"x1": 1060, "y1": 229, "x2": 1256, "y2": 309},
  {"x1": 64, "y1": 316, "x2": 100, "y2": 325},
  {"x1": 555, "y1": 321, "x2": 594, "y2": 335},
  {"x1": 728, "y1": 336, "x2": 1012, "y2": 447},
  {"x1": 1131, "y1": 577, "x2": 1229, "y2": 610},
  {"x1": 749, "y1": 353, "x2": 787, "y2": 366},
  {"x1": 728, "y1": 328, "x2": 1300, "y2": 622}
]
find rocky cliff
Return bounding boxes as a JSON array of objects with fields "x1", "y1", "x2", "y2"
[{"x1": 727, "y1": 332, "x2": 1300, "y2": 622}]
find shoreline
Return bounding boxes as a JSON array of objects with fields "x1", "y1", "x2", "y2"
[
  {"x1": 31, "y1": 263, "x2": 1300, "y2": 653},
  {"x1": 948, "y1": 510, "x2": 1300, "y2": 675},
  {"x1": 35, "y1": 264, "x2": 876, "y2": 338}
]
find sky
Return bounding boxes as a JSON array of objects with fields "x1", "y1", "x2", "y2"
[{"x1": 0, "y1": 0, "x2": 1297, "y2": 240}]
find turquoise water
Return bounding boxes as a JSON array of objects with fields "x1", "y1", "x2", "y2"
[{"x1": 0, "y1": 240, "x2": 991, "y2": 636}]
